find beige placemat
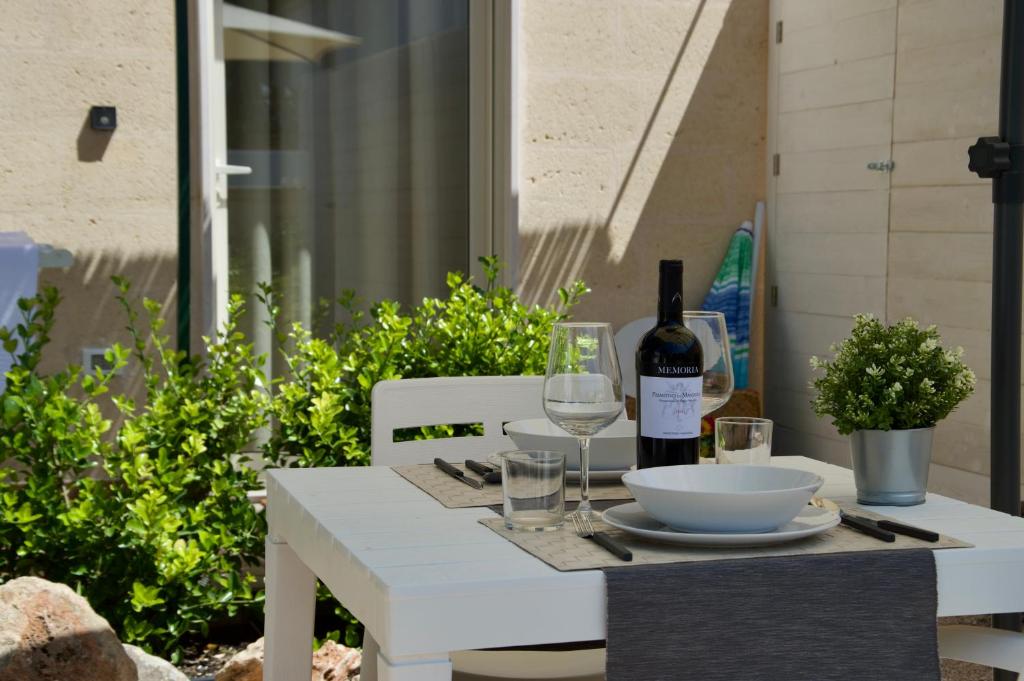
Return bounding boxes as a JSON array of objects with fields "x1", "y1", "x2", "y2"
[
  {"x1": 479, "y1": 504, "x2": 971, "y2": 571},
  {"x1": 392, "y1": 463, "x2": 633, "y2": 509}
]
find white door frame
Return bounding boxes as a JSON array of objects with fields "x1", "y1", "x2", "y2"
[
  {"x1": 192, "y1": 0, "x2": 232, "y2": 343},
  {"x1": 191, "y1": 0, "x2": 518, "y2": 345}
]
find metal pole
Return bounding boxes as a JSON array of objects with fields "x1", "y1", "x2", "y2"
[
  {"x1": 175, "y1": 0, "x2": 191, "y2": 353},
  {"x1": 991, "y1": 1, "x2": 1024, "y2": 678}
]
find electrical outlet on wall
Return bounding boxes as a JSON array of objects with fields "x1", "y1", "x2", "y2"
[{"x1": 81, "y1": 347, "x2": 118, "y2": 375}]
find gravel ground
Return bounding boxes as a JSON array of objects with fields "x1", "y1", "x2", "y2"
[
  {"x1": 940, "y1": 616, "x2": 996, "y2": 681},
  {"x1": 179, "y1": 641, "x2": 248, "y2": 680},
  {"x1": 170, "y1": 617, "x2": 1000, "y2": 680}
]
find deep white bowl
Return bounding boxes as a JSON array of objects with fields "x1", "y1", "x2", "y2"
[
  {"x1": 621, "y1": 465, "x2": 823, "y2": 533},
  {"x1": 503, "y1": 418, "x2": 635, "y2": 471}
]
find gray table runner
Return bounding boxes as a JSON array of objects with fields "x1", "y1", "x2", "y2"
[{"x1": 605, "y1": 549, "x2": 939, "y2": 681}]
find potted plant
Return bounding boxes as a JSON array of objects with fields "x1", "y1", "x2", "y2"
[{"x1": 810, "y1": 315, "x2": 976, "y2": 506}]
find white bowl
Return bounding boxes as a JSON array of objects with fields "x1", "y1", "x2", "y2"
[
  {"x1": 620, "y1": 465, "x2": 823, "y2": 533},
  {"x1": 503, "y1": 418, "x2": 635, "y2": 471}
]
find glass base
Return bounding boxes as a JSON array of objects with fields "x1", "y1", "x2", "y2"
[{"x1": 504, "y1": 510, "x2": 564, "y2": 532}]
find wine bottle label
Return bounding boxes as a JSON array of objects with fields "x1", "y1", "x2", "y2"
[{"x1": 639, "y1": 375, "x2": 702, "y2": 439}]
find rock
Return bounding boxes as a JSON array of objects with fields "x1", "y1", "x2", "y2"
[
  {"x1": 0, "y1": 576, "x2": 137, "y2": 681},
  {"x1": 216, "y1": 637, "x2": 361, "y2": 681},
  {"x1": 124, "y1": 644, "x2": 189, "y2": 681},
  {"x1": 215, "y1": 638, "x2": 263, "y2": 681},
  {"x1": 312, "y1": 640, "x2": 361, "y2": 681}
]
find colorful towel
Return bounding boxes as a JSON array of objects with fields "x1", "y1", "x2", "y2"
[{"x1": 702, "y1": 223, "x2": 753, "y2": 389}]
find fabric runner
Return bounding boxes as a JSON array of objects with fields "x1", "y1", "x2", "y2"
[{"x1": 604, "y1": 550, "x2": 940, "y2": 681}]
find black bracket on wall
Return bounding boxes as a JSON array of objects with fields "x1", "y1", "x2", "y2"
[{"x1": 89, "y1": 106, "x2": 117, "y2": 131}]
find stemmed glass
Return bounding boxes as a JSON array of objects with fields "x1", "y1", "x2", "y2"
[
  {"x1": 543, "y1": 322, "x2": 624, "y2": 517},
  {"x1": 683, "y1": 311, "x2": 734, "y2": 415}
]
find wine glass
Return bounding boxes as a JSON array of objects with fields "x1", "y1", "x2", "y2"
[
  {"x1": 543, "y1": 322, "x2": 624, "y2": 517},
  {"x1": 683, "y1": 311, "x2": 734, "y2": 415}
]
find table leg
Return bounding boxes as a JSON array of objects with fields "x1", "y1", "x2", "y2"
[{"x1": 264, "y1": 537, "x2": 316, "y2": 681}]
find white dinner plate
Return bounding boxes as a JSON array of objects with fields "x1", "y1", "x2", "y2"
[
  {"x1": 567, "y1": 469, "x2": 628, "y2": 483},
  {"x1": 486, "y1": 453, "x2": 628, "y2": 483},
  {"x1": 601, "y1": 502, "x2": 839, "y2": 547}
]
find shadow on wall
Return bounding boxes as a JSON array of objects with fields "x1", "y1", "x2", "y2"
[
  {"x1": 76, "y1": 114, "x2": 114, "y2": 163},
  {"x1": 518, "y1": 0, "x2": 767, "y2": 330},
  {"x1": 35, "y1": 250, "x2": 177, "y2": 427}
]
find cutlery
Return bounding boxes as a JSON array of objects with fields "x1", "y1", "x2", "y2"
[
  {"x1": 839, "y1": 512, "x2": 896, "y2": 543},
  {"x1": 433, "y1": 458, "x2": 483, "y2": 490},
  {"x1": 465, "y1": 459, "x2": 502, "y2": 484},
  {"x1": 874, "y1": 519, "x2": 940, "y2": 542},
  {"x1": 570, "y1": 512, "x2": 633, "y2": 561},
  {"x1": 812, "y1": 497, "x2": 941, "y2": 543}
]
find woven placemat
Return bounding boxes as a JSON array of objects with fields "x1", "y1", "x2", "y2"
[
  {"x1": 392, "y1": 463, "x2": 632, "y2": 509},
  {"x1": 479, "y1": 504, "x2": 971, "y2": 571}
]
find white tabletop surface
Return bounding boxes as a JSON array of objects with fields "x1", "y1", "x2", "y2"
[{"x1": 267, "y1": 456, "x2": 1024, "y2": 659}]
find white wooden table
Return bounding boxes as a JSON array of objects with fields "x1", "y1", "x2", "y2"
[{"x1": 264, "y1": 456, "x2": 1024, "y2": 680}]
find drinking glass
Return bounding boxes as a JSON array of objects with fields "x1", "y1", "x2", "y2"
[
  {"x1": 499, "y1": 450, "x2": 566, "y2": 531},
  {"x1": 683, "y1": 311, "x2": 734, "y2": 415},
  {"x1": 543, "y1": 322, "x2": 624, "y2": 517},
  {"x1": 716, "y1": 417, "x2": 773, "y2": 465}
]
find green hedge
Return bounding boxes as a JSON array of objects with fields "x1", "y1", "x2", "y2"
[{"x1": 0, "y1": 258, "x2": 585, "y2": 659}]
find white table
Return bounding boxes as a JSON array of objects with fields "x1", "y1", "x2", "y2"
[{"x1": 264, "y1": 456, "x2": 1024, "y2": 680}]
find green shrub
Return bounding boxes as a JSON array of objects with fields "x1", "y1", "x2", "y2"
[
  {"x1": 0, "y1": 282, "x2": 269, "y2": 660},
  {"x1": 810, "y1": 314, "x2": 976, "y2": 435},
  {"x1": 264, "y1": 256, "x2": 587, "y2": 468},
  {"x1": 0, "y1": 258, "x2": 584, "y2": 657},
  {"x1": 0, "y1": 287, "x2": 128, "y2": 591}
]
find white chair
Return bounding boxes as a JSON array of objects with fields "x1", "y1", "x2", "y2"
[
  {"x1": 939, "y1": 624, "x2": 1024, "y2": 674},
  {"x1": 365, "y1": 376, "x2": 606, "y2": 681},
  {"x1": 613, "y1": 317, "x2": 654, "y2": 399},
  {"x1": 370, "y1": 376, "x2": 546, "y2": 466}
]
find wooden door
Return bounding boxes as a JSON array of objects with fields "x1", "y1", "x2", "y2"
[{"x1": 765, "y1": 0, "x2": 898, "y2": 464}]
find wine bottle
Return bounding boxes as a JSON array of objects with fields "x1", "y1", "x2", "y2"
[{"x1": 635, "y1": 259, "x2": 703, "y2": 468}]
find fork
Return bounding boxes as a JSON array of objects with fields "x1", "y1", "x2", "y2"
[{"x1": 570, "y1": 512, "x2": 633, "y2": 561}]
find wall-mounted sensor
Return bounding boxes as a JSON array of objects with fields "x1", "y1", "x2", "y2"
[{"x1": 89, "y1": 106, "x2": 117, "y2": 131}]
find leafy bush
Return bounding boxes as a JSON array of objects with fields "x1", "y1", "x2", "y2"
[
  {"x1": 810, "y1": 314, "x2": 976, "y2": 435},
  {"x1": 0, "y1": 287, "x2": 128, "y2": 591},
  {"x1": 0, "y1": 258, "x2": 584, "y2": 657},
  {"x1": 265, "y1": 256, "x2": 587, "y2": 468},
  {"x1": 0, "y1": 282, "x2": 269, "y2": 660}
]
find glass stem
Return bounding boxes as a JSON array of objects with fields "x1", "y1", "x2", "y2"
[{"x1": 578, "y1": 436, "x2": 592, "y2": 517}]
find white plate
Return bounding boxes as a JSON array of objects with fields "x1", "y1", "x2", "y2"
[
  {"x1": 621, "y1": 465, "x2": 823, "y2": 533},
  {"x1": 601, "y1": 502, "x2": 839, "y2": 547},
  {"x1": 567, "y1": 469, "x2": 627, "y2": 483},
  {"x1": 486, "y1": 453, "x2": 628, "y2": 483}
]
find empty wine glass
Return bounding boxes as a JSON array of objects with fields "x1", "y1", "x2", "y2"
[
  {"x1": 683, "y1": 311, "x2": 734, "y2": 415},
  {"x1": 543, "y1": 322, "x2": 624, "y2": 517}
]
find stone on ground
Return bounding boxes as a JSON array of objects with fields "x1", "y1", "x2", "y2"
[
  {"x1": 0, "y1": 576, "x2": 138, "y2": 681},
  {"x1": 216, "y1": 637, "x2": 361, "y2": 681},
  {"x1": 124, "y1": 644, "x2": 189, "y2": 681}
]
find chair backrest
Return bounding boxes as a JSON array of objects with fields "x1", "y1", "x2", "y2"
[
  {"x1": 614, "y1": 317, "x2": 655, "y2": 398},
  {"x1": 370, "y1": 376, "x2": 546, "y2": 466}
]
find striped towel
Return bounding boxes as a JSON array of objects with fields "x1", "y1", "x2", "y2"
[{"x1": 702, "y1": 223, "x2": 753, "y2": 389}]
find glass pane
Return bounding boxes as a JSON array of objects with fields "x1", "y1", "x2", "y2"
[{"x1": 223, "y1": 0, "x2": 470, "y2": 362}]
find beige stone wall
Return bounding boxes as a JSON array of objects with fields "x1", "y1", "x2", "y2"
[
  {"x1": 887, "y1": 0, "x2": 1003, "y2": 504},
  {"x1": 765, "y1": 0, "x2": 1010, "y2": 505},
  {"x1": 517, "y1": 0, "x2": 768, "y2": 332},
  {"x1": 0, "y1": 1, "x2": 178, "y2": 385}
]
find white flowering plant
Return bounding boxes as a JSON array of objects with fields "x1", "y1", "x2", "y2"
[{"x1": 810, "y1": 315, "x2": 976, "y2": 435}]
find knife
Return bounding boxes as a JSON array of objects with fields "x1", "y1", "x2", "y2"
[
  {"x1": 465, "y1": 459, "x2": 502, "y2": 484},
  {"x1": 840, "y1": 512, "x2": 896, "y2": 543},
  {"x1": 434, "y1": 458, "x2": 484, "y2": 490},
  {"x1": 875, "y1": 519, "x2": 940, "y2": 543}
]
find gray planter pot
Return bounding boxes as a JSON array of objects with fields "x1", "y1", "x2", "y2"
[{"x1": 849, "y1": 427, "x2": 934, "y2": 506}]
